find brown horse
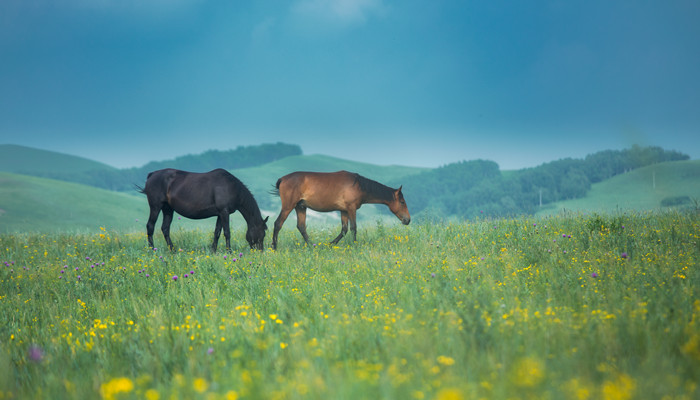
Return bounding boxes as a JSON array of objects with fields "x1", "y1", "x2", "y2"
[
  {"x1": 138, "y1": 168, "x2": 268, "y2": 251},
  {"x1": 271, "y1": 171, "x2": 410, "y2": 249}
]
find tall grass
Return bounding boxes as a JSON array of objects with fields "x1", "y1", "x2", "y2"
[{"x1": 1, "y1": 212, "x2": 698, "y2": 399}]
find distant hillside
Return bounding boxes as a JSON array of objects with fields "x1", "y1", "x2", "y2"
[
  {"x1": 137, "y1": 142, "x2": 302, "y2": 174},
  {"x1": 399, "y1": 146, "x2": 690, "y2": 220},
  {"x1": 0, "y1": 144, "x2": 115, "y2": 175},
  {"x1": 0, "y1": 171, "x2": 145, "y2": 233},
  {"x1": 0, "y1": 143, "x2": 303, "y2": 191},
  {"x1": 536, "y1": 160, "x2": 700, "y2": 216}
]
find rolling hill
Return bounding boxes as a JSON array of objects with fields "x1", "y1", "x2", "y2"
[
  {"x1": 536, "y1": 160, "x2": 700, "y2": 216},
  {"x1": 0, "y1": 144, "x2": 115, "y2": 175},
  {"x1": 0, "y1": 171, "x2": 145, "y2": 233}
]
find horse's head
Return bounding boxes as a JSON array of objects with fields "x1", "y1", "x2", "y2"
[
  {"x1": 389, "y1": 186, "x2": 411, "y2": 225},
  {"x1": 246, "y1": 216, "x2": 269, "y2": 250}
]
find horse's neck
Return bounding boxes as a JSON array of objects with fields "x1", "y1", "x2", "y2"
[
  {"x1": 363, "y1": 191, "x2": 392, "y2": 206},
  {"x1": 361, "y1": 183, "x2": 394, "y2": 206},
  {"x1": 238, "y1": 196, "x2": 263, "y2": 227}
]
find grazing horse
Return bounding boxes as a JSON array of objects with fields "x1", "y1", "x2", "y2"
[
  {"x1": 271, "y1": 170, "x2": 410, "y2": 249},
  {"x1": 138, "y1": 168, "x2": 268, "y2": 251}
]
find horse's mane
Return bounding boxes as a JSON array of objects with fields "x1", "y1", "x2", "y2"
[
  {"x1": 221, "y1": 171, "x2": 264, "y2": 223},
  {"x1": 354, "y1": 174, "x2": 395, "y2": 202}
]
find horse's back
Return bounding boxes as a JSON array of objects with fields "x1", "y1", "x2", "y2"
[{"x1": 279, "y1": 170, "x2": 355, "y2": 185}]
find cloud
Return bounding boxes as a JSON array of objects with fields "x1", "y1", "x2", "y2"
[{"x1": 291, "y1": 0, "x2": 386, "y2": 27}]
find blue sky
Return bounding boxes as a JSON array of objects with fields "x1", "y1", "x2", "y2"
[{"x1": 1, "y1": 0, "x2": 698, "y2": 170}]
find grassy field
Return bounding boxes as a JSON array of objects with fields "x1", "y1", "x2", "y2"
[
  {"x1": 537, "y1": 160, "x2": 700, "y2": 216},
  {"x1": 1, "y1": 211, "x2": 698, "y2": 399}
]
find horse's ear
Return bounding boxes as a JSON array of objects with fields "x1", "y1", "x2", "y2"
[
  {"x1": 397, "y1": 185, "x2": 403, "y2": 193},
  {"x1": 264, "y1": 216, "x2": 269, "y2": 225}
]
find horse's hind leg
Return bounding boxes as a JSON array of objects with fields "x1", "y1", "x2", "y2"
[
  {"x1": 146, "y1": 205, "x2": 162, "y2": 248},
  {"x1": 348, "y1": 208, "x2": 358, "y2": 242},
  {"x1": 272, "y1": 207, "x2": 293, "y2": 250},
  {"x1": 330, "y1": 211, "x2": 349, "y2": 244},
  {"x1": 295, "y1": 204, "x2": 310, "y2": 244},
  {"x1": 161, "y1": 205, "x2": 175, "y2": 251}
]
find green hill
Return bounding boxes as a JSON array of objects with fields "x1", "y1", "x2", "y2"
[
  {"x1": 0, "y1": 144, "x2": 115, "y2": 175},
  {"x1": 536, "y1": 160, "x2": 700, "y2": 216}
]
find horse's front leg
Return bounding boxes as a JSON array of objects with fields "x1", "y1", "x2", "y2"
[
  {"x1": 330, "y1": 211, "x2": 349, "y2": 244},
  {"x1": 161, "y1": 206, "x2": 175, "y2": 251},
  {"x1": 272, "y1": 207, "x2": 293, "y2": 250},
  {"x1": 218, "y1": 212, "x2": 232, "y2": 252}
]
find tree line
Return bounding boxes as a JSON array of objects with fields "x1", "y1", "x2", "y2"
[
  {"x1": 32, "y1": 143, "x2": 302, "y2": 191},
  {"x1": 396, "y1": 145, "x2": 689, "y2": 219}
]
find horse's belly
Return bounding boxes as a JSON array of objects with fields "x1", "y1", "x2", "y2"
[
  {"x1": 170, "y1": 200, "x2": 219, "y2": 219},
  {"x1": 302, "y1": 199, "x2": 346, "y2": 213},
  {"x1": 176, "y1": 209, "x2": 217, "y2": 220}
]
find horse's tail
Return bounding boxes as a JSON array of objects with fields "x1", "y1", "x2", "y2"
[
  {"x1": 134, "y1": 172, "x2": 154, "y2": 194},
  {"x1": 268, "y1": 178, "x2": 282, "y2": 197}
]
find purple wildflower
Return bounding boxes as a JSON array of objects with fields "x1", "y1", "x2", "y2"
[
  {"x1": 621, "y1": 252, "x2": 628, "y2": 259},
  {"x1": 591, "y1": 272, "x2": 598, "y2": 278},
  {"x1": 28, "y1": 345, "x2": 43, "y2": 362},
  {"x1": 173, "y1": 275, "x2": 178, "y2": 281}
]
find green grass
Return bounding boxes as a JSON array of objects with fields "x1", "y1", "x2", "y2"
[
  {"x1": 1, "y1": 212, "x2": 698, "y2": 399},
  {"x1": 538, "y1": 160, "x2": 700, "y2": 216}
]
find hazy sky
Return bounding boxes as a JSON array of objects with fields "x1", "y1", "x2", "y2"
[{"x1": 1, "y1": 0, "x2": 698, "y2": 170}]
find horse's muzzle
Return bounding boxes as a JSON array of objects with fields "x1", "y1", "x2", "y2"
[{"x1": 402, "y1": 217, "x2": 411, "y2": 225}]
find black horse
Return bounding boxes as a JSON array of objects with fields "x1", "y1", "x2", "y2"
[{"x1": 138, "y1": 168, "x2": 268, "y2": 251}]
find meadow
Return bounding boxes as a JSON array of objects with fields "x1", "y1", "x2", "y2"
[{"x1": 1, "y1": 211, "x2": 699, "y2": 399}]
